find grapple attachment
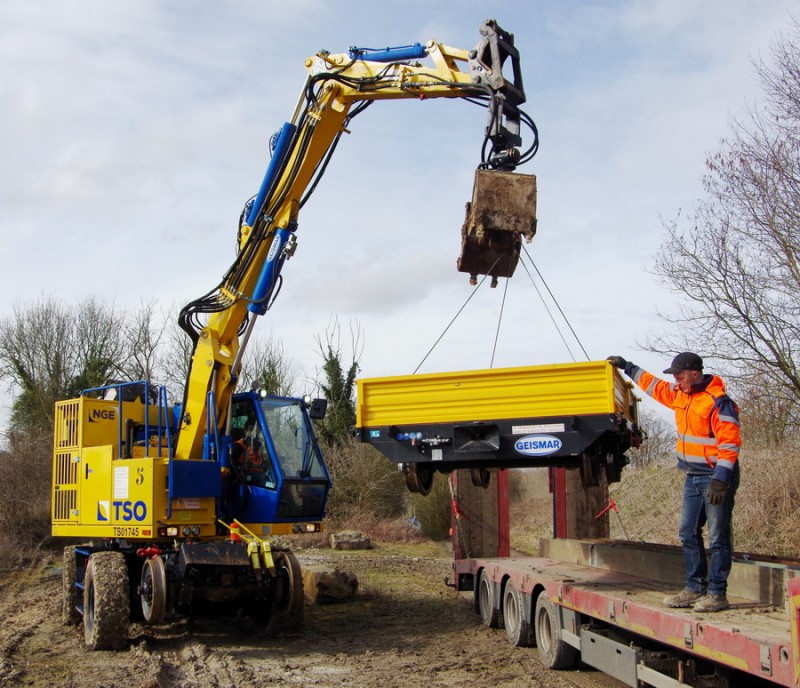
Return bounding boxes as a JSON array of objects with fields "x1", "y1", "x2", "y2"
[{"x1": 457, "y1": 169, "x2": 537, "y2": 285}]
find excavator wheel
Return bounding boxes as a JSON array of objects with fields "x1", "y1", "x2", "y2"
[
  {"x1": 263, "y1": 551, "x2": 304, "y2": 637},
  {"x1": 140, "y1": 555, "x2": 168, "y2": 624},
  {"x1": 62, "y1": 546, "x2": 81, "y2": 626},
  {"x1": 83, "y1": 551, "x2": 130, "y2": 651}
]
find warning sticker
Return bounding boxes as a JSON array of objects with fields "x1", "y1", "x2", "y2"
[{"x1": 113, "y1": 466, "x2": 129, "y2": 500}]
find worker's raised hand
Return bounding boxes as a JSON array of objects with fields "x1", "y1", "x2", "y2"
[
  {"x1": 708, "y1": 480, "x2": 727, "y2": 505},
  {"x1": 606, "y1": 355, "x2": 628, "y2": 369}
]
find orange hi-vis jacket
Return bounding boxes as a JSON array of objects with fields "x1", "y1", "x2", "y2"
[{"x1": 626, "y1": 365, "x2": 741, "y2": 485}]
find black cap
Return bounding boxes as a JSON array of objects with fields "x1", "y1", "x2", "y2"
[{"x1": 663, "y1": 352, "x2": 703, "y2": 374}]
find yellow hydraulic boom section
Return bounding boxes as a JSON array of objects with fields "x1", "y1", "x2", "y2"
[{"x1": 176, "y1": 20, "x2": 538, "y2": 464}]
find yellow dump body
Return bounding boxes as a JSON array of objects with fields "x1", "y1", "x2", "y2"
[
  {"x1": 357, "y1": 360, "x2": 636, "y2": 429},
  {"x1": 355, "y1": 361, "x2": 639, "y2": 488}
]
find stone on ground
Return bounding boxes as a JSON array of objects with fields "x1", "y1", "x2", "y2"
[{"x1": 303, "y1": 565, "x2": 359, "y2": 604}]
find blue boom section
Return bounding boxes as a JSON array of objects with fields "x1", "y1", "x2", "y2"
[
  {"x1": 247, "y1": 224, "x2": 294, "y2": 316},
  {"x1": 348, "y1": 43, "x2": 426, "y2": 62},
  {"x1": 245, "y1": 122, "x2": 296, "y2": 228}
]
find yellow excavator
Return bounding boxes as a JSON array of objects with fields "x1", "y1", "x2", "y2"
[{"x1": 51, "y1": 20, "x2": 538, "y2": 649}]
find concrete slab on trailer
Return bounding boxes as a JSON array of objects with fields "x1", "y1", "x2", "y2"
[{"x1": 540, "y1": 538, "x2": 800, "y2": 607}]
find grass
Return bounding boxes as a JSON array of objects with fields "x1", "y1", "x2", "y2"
[{"x1": 610, "y1": 448, "x2": 800, "y2": 557}]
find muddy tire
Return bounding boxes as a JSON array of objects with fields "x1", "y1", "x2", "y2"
[
  {"x1": 534, "y1": 591, "x2": 577, "y2": 669},
  {"x1": 83, "y1": 551, "x2": 130, "y2": 650},
  {"x1": 476, "y1": 569, "x2": 502, "y2": 628},
  {"x1": 503, "y1": 581, "x2": 533, "y2": 647},
  {"x1": 62, "y1": 546, "x2": 80, "y2": 626}
]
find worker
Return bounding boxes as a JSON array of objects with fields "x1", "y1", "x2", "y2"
[
  {"x1": 234, "y1": 422, "x2": 272, "y2": 487},
  {"x1": 607, "y1": 352, "x2": 741, "y2": 613}
]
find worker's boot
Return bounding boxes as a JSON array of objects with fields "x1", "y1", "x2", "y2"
[
  {"x1": 693, "y1": 593, "x2": 730, "y2": 613},
  {"x1": 663, "y1": 588, "x2": 705, "y2": 608}
]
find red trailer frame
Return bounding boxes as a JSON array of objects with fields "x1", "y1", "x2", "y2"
[{"x1": 449, "y1": 469, "x2": 800, "y2": 687}]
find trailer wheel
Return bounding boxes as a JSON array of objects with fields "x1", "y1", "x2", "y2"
[
  {"x1": 534, "y1": 591, "x2": 577, "y2": 669},
  {"x1": 140, "y1": 555, "x2": 167, "y2": 624},
  {"x1": 403, "y1": 463, "x2": 433, "y2": 496},
  {"x1": 503, "y1": 582, "x2": 533, "y2": 647},
  {"x1": 83, "y1": 552, "x2": 130, "y2": 651},
  {"x1": 477, "y1": 570, "x2": 502, "y2": 628},
  {"x1": 470, "y1": 468, "x2": 491, "y2": 489},
  {"x1": 62, "y1": 546, "x2": 80, "y2": 626},
  {"x1": 264, "y1": 551, "x2": 304, "y2": 636}
]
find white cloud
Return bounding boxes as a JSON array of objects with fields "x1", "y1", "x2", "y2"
[{"x1": 0, "y1": 0, "x2": 797, "y2": 432}]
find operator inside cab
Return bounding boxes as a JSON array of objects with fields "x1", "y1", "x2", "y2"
[{"x1": 230, "y1": 420, "x2": 275, "y2": 488}]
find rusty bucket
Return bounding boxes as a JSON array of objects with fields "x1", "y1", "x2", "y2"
[{"x1": 457, "y1": 169, "x2": 537, "y2": 284}]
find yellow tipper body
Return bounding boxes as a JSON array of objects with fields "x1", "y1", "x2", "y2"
[{"x1": 356, "y1": 360, "x2": 636, "y2": 429}]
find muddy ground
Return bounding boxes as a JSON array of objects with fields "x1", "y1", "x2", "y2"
[{"x1": 0, "y1": 541, "x2": 618, "y2": 688}]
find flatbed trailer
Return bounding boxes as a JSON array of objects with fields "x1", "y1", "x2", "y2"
[{"x1": 453, "y1": 536, "x2": 800, "y2": 687}]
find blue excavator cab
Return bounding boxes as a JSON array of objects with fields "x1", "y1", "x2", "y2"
[{"x1": 222, "y1": 392, "x2": 331, "y2": 531}]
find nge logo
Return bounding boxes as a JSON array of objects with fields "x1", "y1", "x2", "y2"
[
  {"x1": 88, "y1": 408, "x2": 116, "y2": 422},
  {"x1": 514, "y1": 434, "x2": 563, "y2": 457}
]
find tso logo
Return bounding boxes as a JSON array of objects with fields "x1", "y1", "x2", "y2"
[
  {"x1": 88, "y1": 408, "x2": 116, "y2": 422},
  {"x1": 113, "y1": 500, "x2": 147, "y2": 522},
  {"x1": 514, "y1": 434, "x2": 563, "y2": 456}
]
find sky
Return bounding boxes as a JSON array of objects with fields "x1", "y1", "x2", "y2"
[{"x1": 1, "y1": 0, "x2": 798, "y2": 429}]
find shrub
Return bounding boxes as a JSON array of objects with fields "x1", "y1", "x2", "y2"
[
  {"x1": 0, "y1": 429, "x2": 53, "y2": 566},
  {"x1": 609, "y1": 446, "x2": 800, "y2": 557},
  {"x1": 320, "y1": 435, "x2": 406, "y2": 522},
  {"x1": 408, "y1": 473, "x2": 452, "y2": 540}
]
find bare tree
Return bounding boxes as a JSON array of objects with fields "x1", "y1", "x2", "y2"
[
  {"x1": 650, "y1": 19, "x2": 800, "y2": 413},
  {"x1": 238, "y1": 334, "x2": 298, "y2": 397},
  {"x1": 123, "y1": 300, "x2": 167, "y2": 384},
  {"x1": 155, "y1": 305, "x2": 194, "y2": 403},
  {"x1": 0, "y1": 298, "x2": 72, "y2": 429},
  {"x1": 626, "y1": 408, "x2": 674, "y2": 470},
  {"x1": 0, "y1": 297, "x2": 127, "y2": 430}
]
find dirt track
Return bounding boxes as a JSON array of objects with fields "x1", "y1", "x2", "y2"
[{"x1": 0, "y1": 543, "x2": 616, "y2": 688}]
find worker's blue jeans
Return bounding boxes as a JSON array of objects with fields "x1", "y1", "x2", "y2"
[{"x1": 678, "y1": 466, "x2": 739, "y2": 596}]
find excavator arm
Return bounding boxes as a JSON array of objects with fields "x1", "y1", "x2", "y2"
[{"x1": 175, "y1": 20, "x2": 538, "y2": 461}]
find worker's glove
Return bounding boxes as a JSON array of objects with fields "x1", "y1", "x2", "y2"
[
  {"x1": 606, "y1": 356, "x2": 628, "y2": 369},
  {"x1": 708, "y1": 480, "x2": 727, "y2": 505}
]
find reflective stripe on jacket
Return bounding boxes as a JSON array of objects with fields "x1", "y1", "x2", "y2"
[{"x1": 626, "y1": 365, "x2": 741, "y2": 484}]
